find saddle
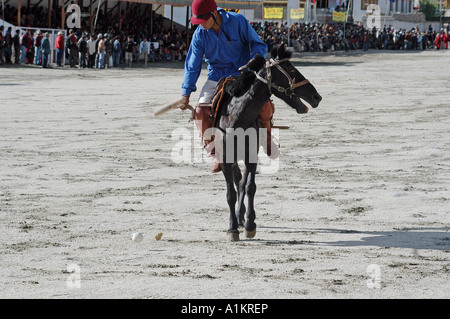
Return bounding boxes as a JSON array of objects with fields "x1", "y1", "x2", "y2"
[
  {"x1": 200, "y1": 75, "x2": 280, "y2": 160},
  {"x1": 210, "y1": 76, "x2": 238, "y2": 127}
]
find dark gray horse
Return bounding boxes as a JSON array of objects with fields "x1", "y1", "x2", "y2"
[{"x1": 211, "y1": 44, "x2": 322, "y2": 241}]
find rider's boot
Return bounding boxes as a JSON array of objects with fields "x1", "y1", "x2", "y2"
[
  {"x1": 259, "y1": 100, "x2": 280, "y2": 159},
  {"x1": 194, "y1": 104, "x2": 222, "y2": 173}
]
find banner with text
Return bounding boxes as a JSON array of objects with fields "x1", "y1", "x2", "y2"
[
  {"x1": 264, "y1": 7, "x2": 283, "y2": 19},
  {"x1": 290, "y1": 8, "x2": 305, "y2": 19},
  {"x1": 332, "y1": 11, "x2": 347, "y2": 22}
]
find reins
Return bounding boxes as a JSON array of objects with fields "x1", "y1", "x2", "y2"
[{"x1": 254, "y1": 58, "x2": 309, "y2": 98}]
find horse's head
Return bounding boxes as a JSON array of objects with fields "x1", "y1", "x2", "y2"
[{"x1": 263, "y1": 44, "x2": 322, "y2": 114}]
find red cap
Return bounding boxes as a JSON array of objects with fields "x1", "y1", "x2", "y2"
[{"x1": 191, "y1": 0, "x2": 217, "y2": 25}]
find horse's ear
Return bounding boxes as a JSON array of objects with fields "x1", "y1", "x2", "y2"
[
  {"x1": 277, "y1": 43, "x2": 292, "y2": 59},
  {"x1": 239, "y1": 54, "x2": 265, "y2": 73},
  {"x1": 277, "y1": 43, "x2": 286, "y2": 58},
  {"x1": 270, "y1": 45, "x2": 278, "y2": 59}
]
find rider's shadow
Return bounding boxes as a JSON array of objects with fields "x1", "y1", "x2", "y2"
[
  {"x1": 311, "y1": 227, "x2": 450, "y2": 251},
  {"x1": 252, "y1": 226, "x2": 450, "y2": 251}
]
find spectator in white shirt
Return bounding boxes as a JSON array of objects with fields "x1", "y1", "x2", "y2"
[
  {"x1": 87, "y1": 34, "x2": 97, "y2": 68},
  {"x1": 139, "y1": 37, "x2": 150, "y2": 67}
]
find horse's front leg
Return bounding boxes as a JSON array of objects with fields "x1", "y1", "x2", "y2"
[
  {"x1": 244, "y1": 163, "x2": 257, "y2": 239},
  {"x1": 233, "y1": 164, "x2": 246, "y2": 229},
  {"x1": 222, "y1": 163, "x2": 239, "y2": 241}
]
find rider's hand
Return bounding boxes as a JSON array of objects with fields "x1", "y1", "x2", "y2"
[{"x1": 180, "y1": 95, "x2": 190, "y2": 110}]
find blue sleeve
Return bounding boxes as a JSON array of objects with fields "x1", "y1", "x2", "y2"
[
  {"x1": 181, "y1": 31, "x2": 204, "y2": 96},
  {"x1": 240, "y1": 16, "x2": 267, "y2": 59}
]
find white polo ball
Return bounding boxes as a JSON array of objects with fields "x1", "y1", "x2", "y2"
[{"x1": 132, "y1": 232, "x2": 144, "y2": 243}]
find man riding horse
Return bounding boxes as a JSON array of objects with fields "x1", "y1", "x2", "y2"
[{"x1": 181, "y1": 0, "x2": 279, "y2": 173}]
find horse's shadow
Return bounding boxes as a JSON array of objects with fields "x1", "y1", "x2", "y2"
[{"x1": 254, "y1": 226, "x2": 450, "y2": 251}]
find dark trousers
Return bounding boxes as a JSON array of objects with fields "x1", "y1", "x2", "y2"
[
  {"x1": 69, "y1": 48, "x2": 77, "y2": 67},
  {"x1": 79, "y1": 52, "x2": 87, "y2": 68},
  {"x1": 5, "y1": 47, "x2": 12, "y2": 63},
  {"x1": 88, "y1": 53, "x2": 95, "y2": 68},
  {"x1": 56, "y1": 48, "x2": 64, "y2": 66},
  {"x1": 14, "y1": 46, "x2": 20, "y2": 63},
  {"x1": 42, "y1": 53, "x2": 49, "y2": 68}
]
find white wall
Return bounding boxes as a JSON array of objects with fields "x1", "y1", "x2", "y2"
[
  {"x1": 164, "y1": 5, "x2": 189, "y2": 27},
  {"x1": 353, "y1": 0, "x2": 417, "y2": 24}
]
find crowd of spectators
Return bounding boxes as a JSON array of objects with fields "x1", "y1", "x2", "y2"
[
  {"x1": 251, "y1": 21, "x2": 449, "y2": 52},
  {"x1": 0, "y1": 3, "x2": 189, "y2": 67},
  {"x1": 1, "y1": 4, "x2": 449, "y2": 67},
  {"x1": 252, "y1": 22, "x2": 450, "y2": 52},
  {"x1": 1, "y1": 4, "x2": 61, "y2": 29}
]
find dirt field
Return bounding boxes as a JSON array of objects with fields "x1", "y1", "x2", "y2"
[{"x1": 0, "y1": 50, "x2": 449, "y2": 299}]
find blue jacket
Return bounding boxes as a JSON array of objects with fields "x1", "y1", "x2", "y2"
[
  {"x1": 41, "y1": 37, "x2": 51, "y2": 54},
  {"x1": 182, "y1": 8, "x2": 267, "y2": 96},
  {"x1": 113, "y1": 40, "x2": 121, "y2": 53}
]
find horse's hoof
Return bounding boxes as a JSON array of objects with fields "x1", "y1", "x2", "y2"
[
  {"x1": 245, "y1": 228, "x2": 257, "y2": 239},
  {"x1": 227, "y1": 231, "x2": 240, "y2": 242}
]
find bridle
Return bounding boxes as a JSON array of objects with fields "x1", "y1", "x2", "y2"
[{"x1": 254, "y1": 58, "x2": 310, "y2": 98}]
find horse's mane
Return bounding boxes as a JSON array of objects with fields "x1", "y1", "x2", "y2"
[
  {"x1": 225, "y1": 43, "x2": 293, "y2": 98},
  {"x1": 224, "y1": 43, "x2": 293, "y2": 99},
  {"x1": 225, "y1": 54, "x2": 266, "y2": 97},
  {"x1": 216, "y1": 46, "x2": 293, "y2": 123}
]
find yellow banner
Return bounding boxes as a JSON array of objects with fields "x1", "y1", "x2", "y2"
[
  {"x1": 290, "y1": 8, "x2": 304, "y2": 19},
  {"x1": 332, "y1": 11, "x2": 347, "y2": 22},
  {"x1": 264, "y1": 7, "x2": 283, "y2": 19}
]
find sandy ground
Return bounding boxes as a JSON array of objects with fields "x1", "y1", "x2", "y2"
[{"x1": 0, "y1": 50, "x2": 449, "y2": 299}]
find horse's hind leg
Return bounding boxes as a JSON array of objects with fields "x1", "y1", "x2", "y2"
[
  {"x1": 233, "y1": 164, "x2": 246, "y2": 229},
  {"x1": 223, "y1": 163, "x2": 239, "y2": 241},
  {"x1": 244, "y1": 163, "x2": 257, "y2": 239}
]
